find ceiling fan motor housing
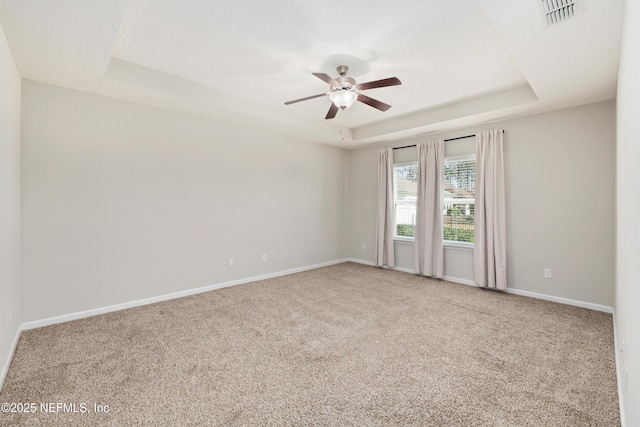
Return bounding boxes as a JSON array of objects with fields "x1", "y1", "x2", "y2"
[
  {"x1": 335, "y1": 75, "x2": 356, "y2": 88},
  {"x1": 335, "y1": 66, "x2": 356, "y2": 90}
]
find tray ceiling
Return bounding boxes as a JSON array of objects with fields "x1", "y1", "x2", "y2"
[{"x1": 0, "y1": 0, "x2": 624, "y2": 147}]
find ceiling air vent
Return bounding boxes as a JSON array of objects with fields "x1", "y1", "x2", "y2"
[{"x1": 539, "y1": 0, "x2": 580, "y2": 26}]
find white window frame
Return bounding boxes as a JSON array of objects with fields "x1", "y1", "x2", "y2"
[
  {"x1": 443, "y1": 153, "x2": 475, "y2": 249},
  {"x1": 391, "y1": 155, "x2": 476, "y2": 249}
]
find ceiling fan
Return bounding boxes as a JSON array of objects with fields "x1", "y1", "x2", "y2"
[{"x1": 284, "y1": 65, "x2": 401, "y2": 120}]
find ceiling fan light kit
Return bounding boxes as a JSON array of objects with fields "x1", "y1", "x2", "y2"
[
  {"x1": 285, "y1": 65, "x2": 401, "y2": 119},
  {"x1": 329, "y1": 89, "x2": 358, "y2": 109}
]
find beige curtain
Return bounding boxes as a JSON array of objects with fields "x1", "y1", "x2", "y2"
[
  {"x1": 474, "y1": 129, "x2": 507, "y2": 289},
  {"x1": 375, "y1": 148, "x2": 395, "y2": 267},
  {"x1": 414, "y1": 140, "x2": 444, "y2": 277}
]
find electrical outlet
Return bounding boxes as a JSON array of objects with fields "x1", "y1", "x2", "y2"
[
  {"x1": 228, "y1": 258, "x2": 234, "y2": 267},
  {"x1": 262, "y1": 253, "x2": 267, "y2": 261},
  {"x1": 544, "y1": 268, "x2": 552, "y2": 279},
  {"x1": 362, "y1": 243, "x2": 366, "y2": 250}
]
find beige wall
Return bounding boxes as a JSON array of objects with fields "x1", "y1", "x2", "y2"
[
  {"x1": 349, "y1": 101, "x2": 615, "y2": 307},
  {"x1": 21, "y1": 81, "x2": 348, "y2": 322},
  {"x1": 0, "y1": 22, "x2": 21, "y2": 384},
  {"x1": 616, "y1": 0, "x2": 640, "y2": 424}
]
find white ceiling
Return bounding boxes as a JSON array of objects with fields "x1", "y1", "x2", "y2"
[{"x1": 0, "y1": 0, "x2": 624, "y2": 148}]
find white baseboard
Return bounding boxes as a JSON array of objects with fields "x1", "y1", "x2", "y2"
[
  {"x1": 612, "y1": 310, "x2": 627, "y2": 427},
  {"x1": 503, "y1": 288, "x2": 613, "y2": 313},
  {"x1": 444, "y1": 276, "x2": 476, "y2": 286},
  {"x1": 348, "y1": 258, "x2": 375, "y2": 267},
  {"x1": 21, "y1": 258, "x2": 350, "y2": 331},
  {"x1": 347, "y1": 258, "x2": 417, "y2": 274},
  {"x1": 1, "y1": 325, "x2": 22, "y2": 391},
  {"x1": 348, "y1": 258, "x2": 613, "y2": 313}
]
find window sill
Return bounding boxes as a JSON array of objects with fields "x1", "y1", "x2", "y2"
[
  {"x1": 393, "y1": 238, "x2": 474, "y2": 251},
  {"x1": 393, "y1": 237, "x2": 415, "y2": 245},
  {"x1": 444, "y1": 241, "x2": 474, "y2": 251}
]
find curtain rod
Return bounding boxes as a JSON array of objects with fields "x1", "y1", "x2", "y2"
[{"x1": 392, "y1": 130, "x2": 504, "y2": 150}]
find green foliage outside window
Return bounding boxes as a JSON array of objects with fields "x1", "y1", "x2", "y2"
[
  {"x1": 443, "y1": 228, "x2": 474, "y2": 243},
  {"x1": 396, "y1": 223, "x2": 474, "y2": 242},
  {"x1": 396, "y1": 223, "x2": 415, "y2": 237}
]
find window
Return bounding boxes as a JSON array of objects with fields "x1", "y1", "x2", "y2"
[
  {"x1": 392, "y1": 154, "x2": 476, "y2": 244},
  {"x1": 393, "y1": 163, "x2": 418, "y2": 238},
  {"x1": 444, "y1": 155, "x2": 476, "y2": 243}
]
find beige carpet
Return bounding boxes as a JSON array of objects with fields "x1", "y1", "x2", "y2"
[{"x1": 0, "y1": 262, "x2": 619, "y2": 426}]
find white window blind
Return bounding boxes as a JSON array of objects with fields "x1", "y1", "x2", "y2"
[
  {"x1": 444, "y1": 156, "x2": 475, "y2": 243},
  {"x1": 393, "y1": 163, "x2": 418, "y2": 238}
]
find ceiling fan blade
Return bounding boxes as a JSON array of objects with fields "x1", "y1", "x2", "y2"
[
  {"x1": 313, "y1": 73, "x2": 339, "y2": 87},
  {"x1": 357, "y1": 94, "x2": 391, "y2": 111},
  {"x1": 356, "y1": 77, "x2": 402, "y2": 91},
  {"x1": 325, "y1": 103, "x2": 339, "y2": 120},
  {"x1": 284, "y1": 93, "x2": 327, "y2": 105}
]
